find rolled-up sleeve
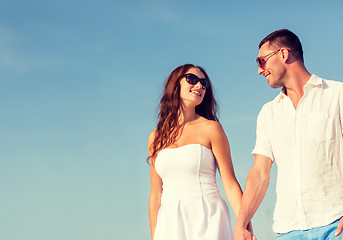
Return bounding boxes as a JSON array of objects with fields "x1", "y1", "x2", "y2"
[
  {"x1": 251, "y1": 106, "x2": 274, "y2": 161},
  {"x1": 340, "y1": 87, "x2": 343, "y2": 137}
]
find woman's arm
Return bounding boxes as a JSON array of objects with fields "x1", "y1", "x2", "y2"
[
  {"x1": 149, "y1": 165, "x2": 162, "y2": 240},
  {"x1": 208, "y1": 121, "x2": 243, "y2": 217},
  {"x1": 148, "y1": 131, "x2": 163, "y2": 240}
]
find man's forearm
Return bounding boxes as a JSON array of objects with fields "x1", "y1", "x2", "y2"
[{"x1": 236, "y1": 156, "x2": 272, "y2": 228}]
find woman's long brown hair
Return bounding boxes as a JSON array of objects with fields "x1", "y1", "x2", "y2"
[{"x1": 148, "y1": 64, "x2": 218, "y2": 165}]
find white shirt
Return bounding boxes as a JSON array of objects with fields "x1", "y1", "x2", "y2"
[{"x1": 252, "y1": 75, "x2": 343, "y2": 234}]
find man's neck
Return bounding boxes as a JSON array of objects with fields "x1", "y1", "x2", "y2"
[{"x1": 283, "y1": 66, "x2": 311, "y2": 109}]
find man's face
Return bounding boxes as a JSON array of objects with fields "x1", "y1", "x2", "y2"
[{"x1": 257, "y1": 43, "x2": 286, "y2": 88}]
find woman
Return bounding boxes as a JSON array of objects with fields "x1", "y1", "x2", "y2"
[{"x1": 148, "y1": 64, "x2": 247, "y2": 240}]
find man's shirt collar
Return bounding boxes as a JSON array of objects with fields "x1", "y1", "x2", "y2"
[{"x1": 276, "y1": 74, "x2": 323, "y2": 103}]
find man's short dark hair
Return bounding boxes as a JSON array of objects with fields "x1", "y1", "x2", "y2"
[{"x1": 259, "y1": 29, "x2": 304, "y2": 62}]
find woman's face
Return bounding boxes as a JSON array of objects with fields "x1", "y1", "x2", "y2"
[{"x1": 179, "y1": 67, "x2": 207, "y2": 107}]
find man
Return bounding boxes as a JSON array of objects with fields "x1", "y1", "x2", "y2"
[{"x1": 234, "y1": 29, "x2": 343, "y2": 240}]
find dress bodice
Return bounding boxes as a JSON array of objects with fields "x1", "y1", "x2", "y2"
[{"x1": 155, "y1": 144, "x2": 219, "y2": 199}]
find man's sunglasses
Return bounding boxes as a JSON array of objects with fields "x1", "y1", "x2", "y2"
[
  {"x1": 182, "y1": 73, "x2": 209, "y2": 90},
  {"x1": 256, "y1": 48, "x2": 291, "y2": 69}
]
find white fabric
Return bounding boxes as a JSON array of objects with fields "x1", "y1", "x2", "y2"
[
  {"x1": 154, "y1": 144, "x2": 233, "y2": 240},
  {"x1": 252, "y1": 74, "x2": 343, "y2": 233}
]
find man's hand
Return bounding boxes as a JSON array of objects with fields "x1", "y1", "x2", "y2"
[{"x1": 335, "y1": 217, "x2": 343, "y2": 239}]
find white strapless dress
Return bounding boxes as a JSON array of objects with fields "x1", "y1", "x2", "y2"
[{"x1": 154, "y1": 144, "x2": 233, "y2": 240}]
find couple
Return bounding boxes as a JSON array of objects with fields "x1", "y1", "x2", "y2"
[{"x1": 147, "y1": 29, "x2": 343, "y2": 240}]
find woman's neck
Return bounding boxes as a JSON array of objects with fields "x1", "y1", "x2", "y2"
[{"x1": 178, "y1": 105, "x2": 198, "y2": 124}]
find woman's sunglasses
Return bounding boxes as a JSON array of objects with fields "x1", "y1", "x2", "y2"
[{"x1": 182, "y1": 73, "x2": 209, "y2": 90}]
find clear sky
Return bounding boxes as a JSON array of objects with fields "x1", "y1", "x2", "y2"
[{"x1": 1, "y1": 0, "x2": 343, "y2": 239}]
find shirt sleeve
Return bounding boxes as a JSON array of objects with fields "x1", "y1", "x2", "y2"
[
  {"x1": 251, "y1": 105, "x2": 275, "y2": 161},
  {"x1": 340, "y1": 86, "x2": 343, "y2": 138}
]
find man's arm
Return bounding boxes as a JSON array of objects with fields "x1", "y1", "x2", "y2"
[
  {"x1": 234, "y1": 154, "x2": 273, "y2": 240},
  {"x1": 337, "y1": 86, "x2": 343, "y2": 239},
  {"x1": 335, "y1": 217, "x2": 343, "y2": 239}
]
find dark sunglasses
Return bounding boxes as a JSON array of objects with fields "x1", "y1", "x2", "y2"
[
  {"x1": 256, "y1": 48, "x2": 291, "y2": 69},
  {"x1": 182, "y1": 73, "x2": 209, "y2": 90},
  {"x1": 256, "y1": 49, "x2": 281, "y2": 69}
]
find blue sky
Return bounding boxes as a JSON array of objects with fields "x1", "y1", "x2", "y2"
[{"x1": 1, "y1": 0, "x2": 343, "y2": 239}]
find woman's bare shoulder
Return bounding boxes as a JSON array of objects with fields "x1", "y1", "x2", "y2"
[
  {"x1": 148, "y1": 129, "x2": 157, "y2": 150},
  {"x1": 195, "y1": 119, "x2": 225, "y2": 142},
  {"x1": 200, "y1": 118, "x2": 223, "y2": 131}
]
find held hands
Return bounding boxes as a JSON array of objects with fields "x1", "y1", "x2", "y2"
[
  {"x1": 234, "y1": 222, "x2": 257, "y2": 240},
  {"x1": 247, "y1": 222, "x2": 257, "y2": 240},
  {"x1": 335, "y1": 217, "x2": 343, "y2": 240},
  {"x1": 234, "y1": 216, "x2": 343, "y2": 240}
]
